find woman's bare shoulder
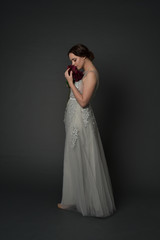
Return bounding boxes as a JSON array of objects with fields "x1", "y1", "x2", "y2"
[{"x1": 82, "y1": 69, "x2": 99, "y2": 84}]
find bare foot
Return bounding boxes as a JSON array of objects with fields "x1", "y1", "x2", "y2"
[{"x1": 57, "y1": 203, "x2": 70, "y2": 210}]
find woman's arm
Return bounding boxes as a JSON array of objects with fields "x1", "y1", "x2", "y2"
[{"x1": 65, "y1": 69, "x2": 97, "y2": 108}]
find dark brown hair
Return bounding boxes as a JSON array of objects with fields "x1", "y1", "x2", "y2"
[{"x1": 67, "y1": 43, "x2": 95, "y2": 61}]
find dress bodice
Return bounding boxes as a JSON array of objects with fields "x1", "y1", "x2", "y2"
[{"x1": 69, "y1": 70, "x2": 99, "y2": 101}]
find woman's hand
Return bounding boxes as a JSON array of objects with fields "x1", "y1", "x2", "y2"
[{"x1": 64, "y1": 68, "x2": 73, "y2": 87}]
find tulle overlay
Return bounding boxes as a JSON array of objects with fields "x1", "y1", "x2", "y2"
[{"x1": 61, "y1": 70, "x2": 116, "y2": 217}]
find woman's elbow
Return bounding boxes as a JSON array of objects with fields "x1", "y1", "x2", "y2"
[{"x1": 80, "y1": 100, "x2": 89, "y2": 108}]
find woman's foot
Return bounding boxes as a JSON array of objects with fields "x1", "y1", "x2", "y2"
[{"x1": 57, "y1": 203, "x2": 70, "y2": 210}]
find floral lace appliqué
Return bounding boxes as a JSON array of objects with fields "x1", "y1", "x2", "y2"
[
  {"x1": 81, "y1": 106, "x2": 97, "y2": 129},
  {"x1": 71, "y1": 127, "x2": 79, "y2": 148}
]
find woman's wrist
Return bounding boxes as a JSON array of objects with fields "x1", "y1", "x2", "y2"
[{"x1": 69, "y1": 81, "x2": 74, "y2": 88}]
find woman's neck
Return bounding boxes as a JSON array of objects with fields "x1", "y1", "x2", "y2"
[{"x1": 83, "y1": 58, "x2": 95, "y2": 72}]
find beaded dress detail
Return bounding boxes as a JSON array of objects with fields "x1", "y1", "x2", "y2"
[{"x1": 61, "y1": 70, "x2": 116, "y2": 217}]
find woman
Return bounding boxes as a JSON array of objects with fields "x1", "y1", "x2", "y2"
[{"x1": 58, "y1": 44, "x2": 116, "y2": 217}]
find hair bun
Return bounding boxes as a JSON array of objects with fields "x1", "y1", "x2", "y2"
[{"x1": 88, "y1": 51, "x2": 95, "y2": 61}]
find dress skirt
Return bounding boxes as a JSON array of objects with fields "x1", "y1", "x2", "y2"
[{"x1": 60, "y1": 94, "x2": 116, "y2": 218}]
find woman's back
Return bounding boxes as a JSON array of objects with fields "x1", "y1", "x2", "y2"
[{"x1": 69, "y1": 69, "x2": 99, "y2": 101}]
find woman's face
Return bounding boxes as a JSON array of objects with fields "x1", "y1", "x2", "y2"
[{"x1": 69, "y1": 53, "x2": 85, "y2": 70}]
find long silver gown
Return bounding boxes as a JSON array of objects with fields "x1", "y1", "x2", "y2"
[{"x1": 60, "y1": 70, "x2": 116, "y2": 217}]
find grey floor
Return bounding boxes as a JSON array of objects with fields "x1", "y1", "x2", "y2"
[
  {"x1": 0, "y1": 157, "x2": 160, "y2": 240},
  {"x1": 1, "y1": 189, "x2": 160, "y2": 239}
]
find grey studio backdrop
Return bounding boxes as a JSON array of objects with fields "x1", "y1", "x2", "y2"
[{"x1": 0, "y1": 0, "x2": 160, "y2": 201}]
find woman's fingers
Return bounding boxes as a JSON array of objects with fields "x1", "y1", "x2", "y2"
[{"x1": 64, "y1": 69, "x2": 73, "y2": 82}]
